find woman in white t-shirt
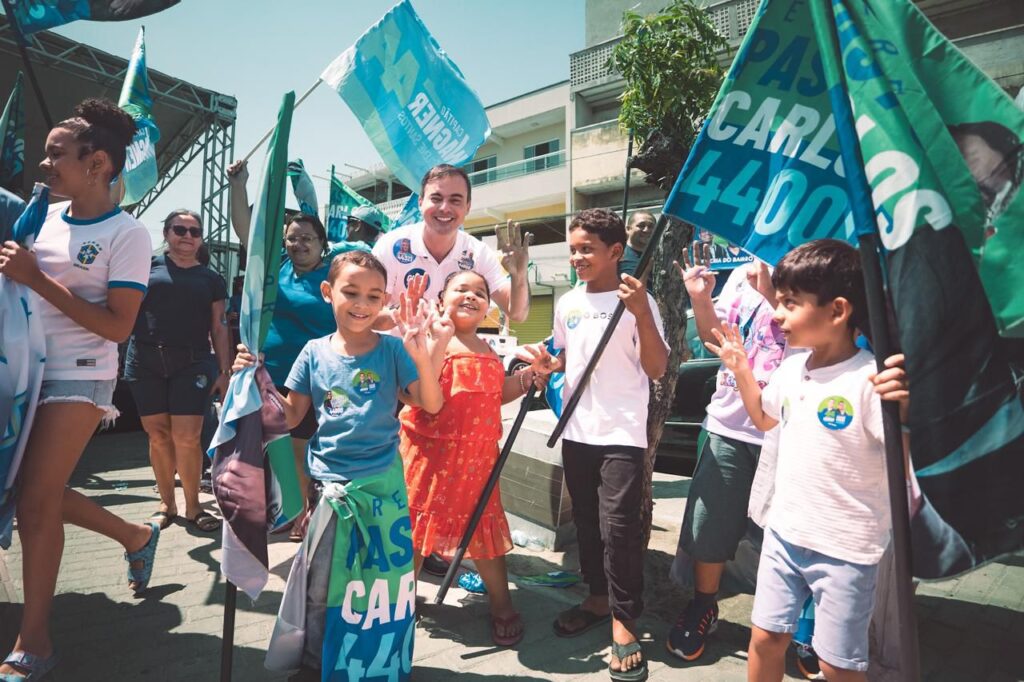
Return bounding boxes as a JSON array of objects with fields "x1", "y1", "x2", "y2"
[{"x1": 0, "y1": 99, "x2": 158, "y2": 681}]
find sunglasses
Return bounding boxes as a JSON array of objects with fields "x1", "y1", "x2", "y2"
[{"x1": 171, "y1": 225, "x2": 202, "y2": 238}]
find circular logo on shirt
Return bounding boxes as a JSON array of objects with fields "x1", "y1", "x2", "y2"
[
  {"x1": 394, "y1": 238, "x2": 416, "y2": 264},
  {"x1": 817, "y1": 396, "x2": 854, "y2": 430},
  {"x1": 352, "y1": 369, "x2": 381, "y2": 396},
  {"x1": 457, "y1": 250, "x2": 475, "y2": 270},
  {"x1": 404, "y1": 268, "x2": 429, "y2": 290},
  {"x1": 323, "y1": 389, "x2": 349, "y2": 416},
  {"x1": 76, "y1": 240, "x2": 102, "y2": 266},
  {"x1": 565, "y1": 308, "x2": 584, "y2": 330}
]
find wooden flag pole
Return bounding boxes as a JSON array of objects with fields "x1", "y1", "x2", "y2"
[{"x1": 242, "y1": 80, "x2": 321, "y2": 162}]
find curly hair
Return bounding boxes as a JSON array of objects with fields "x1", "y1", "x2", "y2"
[
  {"x1": 55, "y1": 98, "x2": 137, "y2": 178},
  {"x1": 569, "y1": 208, "x2": 627, "y2": 248}
]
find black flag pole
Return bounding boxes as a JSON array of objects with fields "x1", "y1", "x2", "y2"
[
  {"x1": 0, "y1": 2, "x2": 54, "y2": 129},
  {"x1": 220, "y1": 580, "x2": 238, "y2": 682},
  {"x1": 620, "y1": 130, "x2": 634, "y2": 222},
  {"x1": 435, "y1": 386, "x2": 537, "y2": 604}
]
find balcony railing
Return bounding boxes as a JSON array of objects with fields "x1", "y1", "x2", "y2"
[{"x1": 467, "y1": 150, "x2": 567, "y2": 187}]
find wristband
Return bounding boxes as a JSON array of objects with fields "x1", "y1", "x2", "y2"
[{"x1": 518, "y1": 370, "x2": 529, "y2": 394}]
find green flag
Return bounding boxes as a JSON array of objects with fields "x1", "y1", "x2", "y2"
[
  {"x1": 327, "y1": 167, "x2": 377, "y2": 241},
  {"x1": 0, "y1": 72, "x2": 25, "y2": 195},
  {"x1": 118, "y1": 27, "x2": 160, "y2": 205}
]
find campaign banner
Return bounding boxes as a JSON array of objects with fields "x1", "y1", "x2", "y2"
[
  {"x1": 118, "y1": 27, "x2": 159, "y2": 206},
  {"x1": 0, "y1": 72, "x2": 25, "y2": 195},
  {"x1": 327, "y1": 169, "x2": 374, "y2": 242},
  {"x1": 392, "y1": 193, "x2": 422, "y2": 229},
  {"x1": 287, "y1": 158, "x2": 319, "y2": 217},
  {"x1": 694, "y1": 228, "x2": 755, "y2": 272},
  {"x1": 320, "y1": 0, "x2": 490, "y2": 191},
  {"x1": 6, "y1": 0, "x2": 179, "y2": 37},
  {"x1": 665, "y1": 0, "x2": 1024, "y2": 577}
]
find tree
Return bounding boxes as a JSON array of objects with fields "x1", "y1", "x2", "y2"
[{"x1": 609, "y1": 0, "x2": 727, "y2": 546}]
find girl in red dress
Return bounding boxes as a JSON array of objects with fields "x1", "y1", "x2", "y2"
[{"x1": 400, "y1": 270, "x2": 537, "y2": 646}]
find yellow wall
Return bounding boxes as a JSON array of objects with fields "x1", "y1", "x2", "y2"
[{"x1": 464, "y1": 203, "x2": 565, "y2": 233}]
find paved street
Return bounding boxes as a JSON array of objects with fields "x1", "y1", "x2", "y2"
[{"x1": 1, "y1": 430, "x2": 1022, "y2": 681}]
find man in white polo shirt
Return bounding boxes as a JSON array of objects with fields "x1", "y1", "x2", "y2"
[{"x1": 373, "y1": 164, "x2": 530, "y2": 326}]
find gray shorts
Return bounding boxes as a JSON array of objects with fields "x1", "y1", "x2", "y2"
[
  {"x1": 678, "y1": 431, "x2": 760, "y2": 563},
  {"x1": 752, "y1": 528, "x2": 879, "y2": 672},
  {"x1": 38, "y1": 378, "x2": 119, "y2": 426}
]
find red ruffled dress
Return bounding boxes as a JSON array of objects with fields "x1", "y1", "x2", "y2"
[{"x1": 400, "y1": 353, "x2": 514, "y2": 560}]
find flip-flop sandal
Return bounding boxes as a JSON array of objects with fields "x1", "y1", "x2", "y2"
[
  {"x1": 1, "y1": 650, "x2": 59, "y2": 681},
  {"x1": 186, "y1": 511, "x2": 221, "y2": 532},
  {"x1": 552, "y1": 605, "x2": 611, "y2": 638},
  {"x1": 126, "y1": 522, "x2": 160, "y2": 595},
  {"x1": 609, "y1": 640, "x2": 648, "y2": 682},
  {"x1": 147, "y1": 510, "x2": 176, "y2": 530},
  {"x1": 492, "y1": 611, "x2": 525, "y2": 647}
]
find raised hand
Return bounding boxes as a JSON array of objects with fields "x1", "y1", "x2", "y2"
[
  {"x1": 497, "y1": 220, "x2": 531, "y2": 276},
  {"x1": 226, "y1": 159, "x2": 248, "y2": 186},
  {"x1": 515, "y1": 342, "x2": 561, "y2": 376},
  {"x1": 673, "y1": 240, "x2": 717, "y2": 299},
  {"x1": 618, "y1": 273, "x2": 652, "y2": 319},
  {"x1": 745, "y1": 260, "x2": 775, "y2": 303},
  {"x1": 704, "y1": 323, "x2": 750, "y2": 373},
  {"x1": 405, "y1": 273, "x2": 428, "y2": 309},
  {"x1": 427, "y1": 306, "x2": 455, "y2": 349},
  {"x1": 396, "y1": 294, "x2": 431, "y2": 362}
]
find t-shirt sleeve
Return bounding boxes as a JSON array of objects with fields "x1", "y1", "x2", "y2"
[
  {"x1": 211, "y1": 272, "x2": 229, "y2": 301},
  {"x1": 284, "y1": 342, "x2": 313, "y2": 394},
  {"x1": 392, "y1": 337, "x2": 419, "y2": 390},
  {"x1": 761, "y1": 365, "x2": 785, "y2": 421},
  {"x1": 862, "y1": 374, "x2": 885, "y2": 447},
  {"x1": 107, "y1": 224, "x2": 153, "y2": 292},
  {"x1": 475, "y1": 242, "x2": 510, "y2": 294},
  {"x1": 0, "y1": 188, "x2": 26, "y2": 243}
]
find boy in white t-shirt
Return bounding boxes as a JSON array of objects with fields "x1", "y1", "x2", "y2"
[
  {"x1": 518, "y1": 208, "x2": 668, "y2": 682},
  {"x1": 704, "y1": 239, "x2": 909, "y2": 681}
]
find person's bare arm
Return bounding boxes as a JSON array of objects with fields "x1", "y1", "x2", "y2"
[
  {"x1": 227, "y1": 160, "x2": 252, "y2": 245},
  {"x1": 706, "y1": 323, "x2": 778, "y2": 431}
]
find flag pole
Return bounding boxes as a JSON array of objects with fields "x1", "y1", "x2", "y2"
[
  {"x1": 220, "y1": 580, "x2": 238, "y2": 682},
  {"x1": 809, "y1": 3, "x2": 921, "y2": 678},
  {"x1": 435, "y1": 386, "x2": 536, "y2": 603},
  {"x1": 0, "y1": 1, "x2": 53, "y2": 129},
  {"x1": 242, "y1": 80, "x2": 321, "y2": 162},
  {"x1": 620, "y1": 130, "x2": 634, "y2": 222},
  {"x1": 547, "y1": 212, "x2": 668, "y2": 447}
]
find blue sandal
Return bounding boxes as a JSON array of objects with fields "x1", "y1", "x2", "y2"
[
  {"x1": 125, "y1": 522, "x2": 160, "y2": 595},
  {"x1": 1, "y1": 650, "x2": 58, "y2": 681}
]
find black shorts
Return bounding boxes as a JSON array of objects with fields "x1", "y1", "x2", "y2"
[
  {"x1": 124, "y1": 340, "x2": 217, "y2": 417},
  {"x1": 278, "y1": 386, "x2": 318, "y2": 440}
]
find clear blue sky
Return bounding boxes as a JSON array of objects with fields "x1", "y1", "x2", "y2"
[{"x1": 50, "y1": 0, "x2": 586, "y2": 245}]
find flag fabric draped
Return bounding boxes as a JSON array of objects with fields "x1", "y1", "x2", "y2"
[
  {"x1": 287, "y1": 158, "x2": 319, "y2": 217},
  {"x1": 664, "y1": 0, "x2": 1024, "y2": 578},
  {"x1": 0, "y1": 72, "x2": 25, "y2": 195},
  {"x1": 210, "y1": 92, "x2": 294, "y2": 599},
  {"x1": 0, "y1": 183, "x2": 48, "y2": 548},
  {"x1": 327, "y1": 169, "x2": 374, "y2": 242},
  {"x1": 392, "y1": 193, "x2": 421, "y2": 229},
  {"x1": 118, "y1": 27, "x2": 159, "y2": 206},
  {"x1": 320, "y1": 0, "x2": 490, "y2": 192},
  {"x1": 6, "y1": 0, "x2": 179, "y2": 36}
]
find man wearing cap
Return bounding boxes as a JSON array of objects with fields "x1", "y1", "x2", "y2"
[
  {"x1": 373, "y1": 163, "x2": 531, "y2": 327},
  {"x1": 347, "y1": 205, "x2": 386, "y2": 247}
]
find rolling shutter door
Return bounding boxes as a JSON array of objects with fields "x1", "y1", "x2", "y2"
[{"x1": 510, "y1": 294, "x2": 553, "y2": 344}]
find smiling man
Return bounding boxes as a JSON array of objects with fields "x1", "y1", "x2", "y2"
[{"x1": 373, "y1": 164, "x2": 530, "y2": 327}]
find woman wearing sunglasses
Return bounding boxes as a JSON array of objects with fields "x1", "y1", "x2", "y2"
[{"x1": 123, "y1": 209, "x2": 231, "y2": 533}]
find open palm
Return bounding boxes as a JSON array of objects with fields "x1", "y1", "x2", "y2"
[{"x1": 705, "y1": 323, "x2": 749, "y2": 373}]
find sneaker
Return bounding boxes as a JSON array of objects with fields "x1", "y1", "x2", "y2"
[
  {"x1": 666, "y1": 599, "x2": 719, "y2": 662},
  {"x1": 794, "y1": 642, "x2": 825, "y2": 680},
  {"x1": 422, "y1": 553, "x2": 451, "y2": 577}
]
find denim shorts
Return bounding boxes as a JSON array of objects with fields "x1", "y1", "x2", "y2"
[
  {"x1": 38, "y1": 378, "x2": 119, "y2": 426},
  {"x1": 751, "y1": 528, "x2": 879, "y2": 672}
]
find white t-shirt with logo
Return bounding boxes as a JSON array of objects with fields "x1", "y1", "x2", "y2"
[
  {"x1": 372, "y1": 222, "x2": 509, "y2": 305},
  {"x1": 33, "y1": 202, "x2": 152, "y2": 380},
  {"x1": 552, "y1": 287, "x2": 667, "y2": 449},
  {"x1": 761, "y1": 349, "x2": 890, "y2": 564}
]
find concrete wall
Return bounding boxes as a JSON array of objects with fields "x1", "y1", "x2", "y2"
[{"x1": 584, "y1": 0, "x2": 666, "y2": 47}]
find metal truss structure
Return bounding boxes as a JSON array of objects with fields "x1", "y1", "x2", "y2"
[{"x1": 0, "y1": 17, "x2": 238, "y2": 278}]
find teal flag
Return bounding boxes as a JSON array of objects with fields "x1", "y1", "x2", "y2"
[
  {"x1": 118, "y1": 27, "x2": 160, "y2": 206},
  {"x1": 0, "y1": 73, "x2": 25, "y2": 195},
  {"x1": 392, "y1": 193, "x2": 421, "y2": 228},
  {"x1": 664, "y1": 0, "x2": 1024, "y2": 578},
  {"x1": 7, "y1": 0, "x2": 179, "y2": 37},
  {"x1": 210, "y1": 92, "x2": 295, "y2": 599},
  {"x1": 287, "y1": 158, "x2": 319, "y2": 217},
  {"x1": 327, "y1": 168, "x2": 375, "y2": 242}
]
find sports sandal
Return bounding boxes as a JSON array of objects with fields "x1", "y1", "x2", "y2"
[
  {"x1": 185, "y1": 511, "x2": 221, "y2": 532},
  {"x1": 1, "y1": 651, "x2": 58, "y2": 681},
  {"x1": 609, "y1": 640, "x2": 648, "y2": 682},
  {"x1": 492, "y1": 611, "x2": 525, "y2": 647},
  {"x1": 147, "y1": 510, "x2": 176, "y2": 530},
  {"x1": 552, "y1": 605, "x2": 611, "y2": 637},
  {"x1": 126, "y1": 522, "x2": 160, "y2": 595}
]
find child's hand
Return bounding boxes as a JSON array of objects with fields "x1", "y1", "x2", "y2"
[
  {"x1": 871, "y1": 353, "x2": 909, "y2": 423},
  {"x1": 404, "y1": 273, "x2": 428, "y2": 310},
  {"x1": 618, "y1": 273, "x2": 652, "y2": 319},
  {"x1": 705, "y1": 323, "x2": 750, "y2": 374},
  {"x1": 745, "y1": 260, "x2": 776, "y2": 304},
  {"x1": 232, "y1": 343, "x2": 260, "y2": 373},
  {"x1": 427, "y1": 307, "x2": 455, "y2": 348},
  {"x1": 673, "y1": 241, "x2": 716, "y2": 300},
  {"x1": 396, "y1": 293, "x2": 431, "y2": 361},
  {"x1": 515, "y1": 343, "x2": 562, "y2": 376}
]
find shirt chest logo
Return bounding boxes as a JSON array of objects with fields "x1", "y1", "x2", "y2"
[
  {"x1": 75, "y1": 240, "x2": 102, "y2": 268},
  {"x1": 393, "y1": 238, "x2": 416, "y2": 264},
  {"x1": 457, "y1": 250, "x2": 475, "y2": 270},
  {"x1": 323, "y1": 388, "x2": 350, "y2": 417},
  {"x1": 353, "y1": 369, "x2": 381, "y2": 396},
  {"x1": 817, "y1": 395, "x2": 854, "y2": 430}
]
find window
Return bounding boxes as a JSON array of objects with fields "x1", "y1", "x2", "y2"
[
  {"x1": 465, "y1": 155, "x2": 497, "y2": 185},
  {"x1": 524, "y1": 139, "x2": 561, "y2": 172}
]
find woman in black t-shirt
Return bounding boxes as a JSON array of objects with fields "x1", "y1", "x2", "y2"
[{"x1": 124, "y1": 209, "x2": 231, "y2": 532}]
